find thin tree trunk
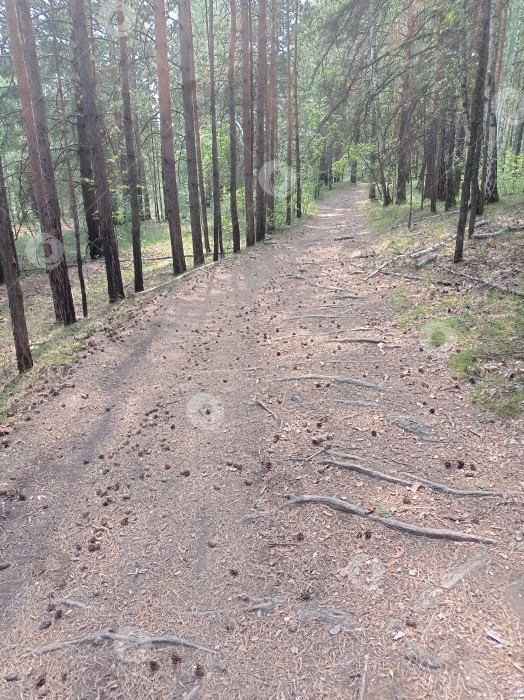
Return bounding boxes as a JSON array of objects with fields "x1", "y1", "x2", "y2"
[
  {"x1": 455, "y1": 0, "x2": 491, "y2": 262},
  {"x1": 482, "y1": 0, "x2": 502, "y2": 207},
  {"x1": 369, "y1": 1, "x2": 390, "y2": 206},
  {"x1": 192, "y1": 81, "x2": 211, "y2": 254},
  {"x1": 8, "y1": 0, "x2": 76, "y2": 325},
  {"x1": 51, "y1": 1, "x2": 88, "y2": 318},
  {"x1": 75, "y1": 87, "x2": 101, "y2": 259},
  {"x1": 70, "y1": 0, "x2": 125, "y2": 302},
  {"x1": 206, "y1": 0, "x2": 223, "y2": 261},
  {"x1": 152, "y1": 0, "x2": 186, "y2": 274},
  {"x1": 0, "y1": 154, "x2": 33, "y2": 373},
  {"x1": 266, "y1": 0, "x2": 278, "y2": 233},
  {"x1": 228, "y1": 0, "x2": 241, "y2": 253},
  {"x1": 294, "y1": 0, "x2": 302, "y2": 218},
  {"x1": 178, "y1": 0, "x2": 205, "y2": 267},
  {"x1": 240, "y1": 0, "x2": 255, "y2": 246},
  {"x1": 255, "y1": 0, "x2": 268, "y2": 239},
  {"x1": 396, "y1": 0, "x2": 415, "y2": 204},
  {"x1": 116, "y1": 0, "x2": 143, "y2": 292},
  {"x1": 286, "y1": 0, "x2": 292, "y2": 225},
  {"x1": 350, "y1": 118, "x2": 360, "y2": 183}
]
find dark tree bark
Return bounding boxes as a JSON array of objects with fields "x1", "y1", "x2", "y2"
[
  {"x1": 396, "y1": 0, "x2": 415, "y2": 204},
  {"x1": 294, "y1": 0, "x2": 302, "y2": 218},
  {"x1": 207, "y1": 0, "x2": 223, "y2": 261},
  {"x1": 178, "y1": 0, "x2": 205, "y2": 267},
  {"x1": 153, "y1": 0, "x2": 186, "y2": 274},
  {"x1": 75, "y1": 88, "x2": 102, "y2": 259},
  {"x1": 70, "y1": 0, "x2": 125, "y2": 302},
  {"x1": 350, "y1": 118, "x2": 360, "y2": 184},
  {"x1": 228, "y1": 0, "x2": 241, "y2": 253},
  {"x1": 192, "y1": 81, "x2": 211, "y2": 254},
  {"x1": 266, "y1": 0, "x2": 278, "y2": 233},
  {"x1": 241, "y1": 0, "x2": 255, "y2": 246},
  {"x1": 7, "y1": 0, "x2": 77, "y2": 325},
  {"x1": 0, "y1": 154, "x2": 33, "y2": 373},
  {"x1": 482, "y1": 0, "x2": 502, "y2": 208},
  {"x1": 255, "y1": 0, "x2": 267, "y2": 240},
  {"x1": 286, "y1": 0, "x2": 293, "y2": 225},
  {"x1": 116, "y1": 0, "x2": 144, "y2": 293},
  {"x1": 455, "y1": 0, "x2": 491, "y2": 262},
  {"x1": 51, "y1": 2, "x2": 88, "y2": 318}
]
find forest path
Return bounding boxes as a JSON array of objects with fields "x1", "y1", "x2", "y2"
[{"x1": 1, "y1": 185, "x2": 523, "y2": 699}]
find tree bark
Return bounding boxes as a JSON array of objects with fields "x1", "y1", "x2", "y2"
[
  {"x1": 482, "y1": 0, "x2": 502, "y2": 207},
  {"x1": 266, "y1": 0, "x2": 278, "y2": 233},
  {"x1": 51, "y1": 1, "x2": 88, "y2": 318},
  {"x1": 396, "y1": 0, "x2": 415, "y2": 204},
  {"x1": 0, "y1": 155, "x2": 33, "y2": 373},
  {"x1": 178, "y1": 0, "x2": 205, "y2": 267},
  {"x1": 116, "y1": 0, "x2": 144, "y2": 292},
  {"x1": 228, "y1": 0, "x2": 241, "y2": 252},
  {"x1": 369, "y1": 1, "x2": 390, "y2": 206},
  {"x1": 286, "y1": 0, "x2": 293, "y2": 224},
  {"x1": 152, "y1": 0, "x2": 186, "y2": 274},
  {"x1": 207, "y1": 0, "x2": 223, "y2": 261},
  {"x1": 192, "y1": 81, "x2": 211, "y2": 254},
  {"x1": 455, "y1": 0, "x2": 491, "y2": 262},
  {"x1": 255, "y1": 0, "x2": 268, "y2": 239},
  {"x1": 70, "y1": 0, "x2": 125, "y2": 302},
  {"x1": 7, "y1": 0, "x2": 77, "y2": 325},
  {"x1": 240, "y1": 0, "x2": 255, "y2": 246},
  {"x1": 294, "y1": 0, "x2": 302, "y2": 219}
]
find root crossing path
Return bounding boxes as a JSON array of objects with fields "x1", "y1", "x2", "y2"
[{"x1": 1, "y1": 186, "x2": 523, "y2": 700}]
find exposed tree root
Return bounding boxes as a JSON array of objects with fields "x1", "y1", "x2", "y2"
[
  {"x1": 242, "y1": 495, "x2": 500, "y2": 544},
  {"x1": 444, "y1": 268, "x2": 524, "y2": 298},
  {"x1": 320, "y1": 459, "x2": 412, "y2": 486},
  {"x1": 25, "y1": 629, "x2": 214, "y2": 656},
  {"x1": 401, "y1": 472, "x2": 520, "y2": 498},
  {"x1": 270, "y1": 374, "x2": 390, "y2": 392},
  {"x1": 288, "y1": 274, "x2": 348, "y2": 293},
  {"x1": 326, "y1": 337, "x2": 400, "y2": 348}
]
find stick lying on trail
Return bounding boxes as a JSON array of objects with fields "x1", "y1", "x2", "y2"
[
  {"x1": 321, "y1": 458, "x2": 519, "y2": 498},
  {"x1": 25, "y1": 629, "x2": 214, "y2": 656},
  {"x1": 270, "y1": 374, "x2": 390, "y2": 392},
  {"x1": 444, "y1": 268, "x2": 524, "y2": 298},
  {"x1": 242, "y1": 495, "x2": 500, "y2": 544}
]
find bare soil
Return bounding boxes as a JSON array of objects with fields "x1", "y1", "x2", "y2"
[{"x1": 1, "y1": 185, "x2": 523, "y2": 700}]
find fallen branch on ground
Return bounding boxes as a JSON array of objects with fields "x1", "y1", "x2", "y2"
[
  {"x1": 416, "y1": 253, "x2": 439, "y2": 269},
  {"x1": 326, "y1": 338, "x2": 400, "y2": 348},
  {"x1": 270, "y1": 374, "x2": 390, "y2": 392},
  {"x1": 320, "y1": 459, "x2": 412, "y2": 485},
  {"x1": 241, "y1": 495, "x2": 499, "y2": 543},
  {"x1": 358, "y1": 655, "x2": 369, "y2": 700},
  {"x1": 444, "y1": 268, "x2": 524, "y2": 298},
  {"x1": 288, "y1": 274, "x2": 347, "y2": 292},
  {"x1": 411, "y1": 239, "x2": 452, "y2": 260},
  {"x1": 334, "y1": 236, "x2": 355, "y2": 241},
  {"x1": 255, "y1": 399, "x2": 279, "y2": 421},
  {"x1": 402, "y1": 472, "x2": 519, "y2": 498},
  {"x1": 25, "y1": 629, "x2": 214, "y2": 656},
  {"x1": 365, "y1": 235, "x2": 456, "y2": 281},
  {"x1": 473, "y1": 224, "x2": 524, "y2": 240}
]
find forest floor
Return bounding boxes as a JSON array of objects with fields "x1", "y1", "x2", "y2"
[{"x1": 1, "y1": 184, "x2": 524, "y2": 700}]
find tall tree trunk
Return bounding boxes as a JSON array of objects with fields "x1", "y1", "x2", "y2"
[
  {"x1": 482, "y1": 0, "x2": 502, "y2": 207},
  {"x1": 455, "y1": 0, "x2": 491, "y2": 262},
  {"x1": 350, "y1": 118, "x2": 360, "y2": 183},
  {"x1": 240, "y1": 0, "x2": 255, "y2": 246},
  {"x1": 152, "y1": 0, "x2": 186, "y2": 274},
  {"x1": 116, "y1": 0, "x2": 144, "y2": 292},
  {"x1": 228, "y1": 0, "x2": 241, "y2": 253},
  {"x1": 0, "y1": 155, "x2": 33, "y2": 373},
  {"x1": 396, "y1": 0, "x2": 415, "y2": 204},
  {"x1": 207, "y1": 0, "x2": 223, "y2": 261},
  {"x1": 369, "y1": 1, "x2": 390, "y2": 206},
  {"x1": 70, "y1": 0, "x2": 125, "y2": 302},
  {"x1": 7, "y1": 0, "x2": 76, "y2": 325},
  {"x1": 266, "y1": 0, "x2": 278, "y2": 233},
  {"x1": 286, "y1": 0, "x2": 293, "y2": 225},
  {"x1": 192, "y1": 81, "x2": 211, "y2": 254},
  {"x1": 51, "y1": 1, "x2": 88, "y2": 318},
  {"x1": 294, "y1": 0, "x2": 302, "y2": 218},
  {"x1": 178, "y1": 0, "x2": 205, "y2": 267},
  {"x1": 255, "y1": 0, "x2": 268, "y2": 240},
  {"x1": 75, "y1": 87, "x2": 102, "y2": 259}
]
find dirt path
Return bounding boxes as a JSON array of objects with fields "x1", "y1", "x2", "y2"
[{"x1": 1, "y1": 186, "x2": 524, "y2": 700}]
